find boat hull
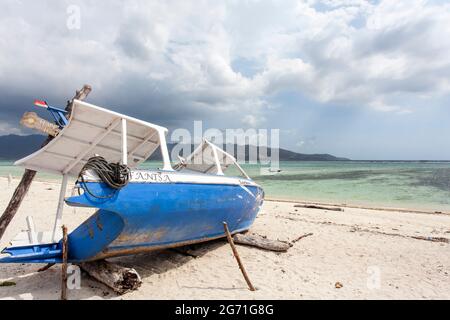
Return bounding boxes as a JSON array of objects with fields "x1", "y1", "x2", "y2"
[{"x1": 65, "y1": 180, "x2": 264, "y2": 262}]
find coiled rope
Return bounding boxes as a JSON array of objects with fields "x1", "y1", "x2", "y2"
[{"x1": 78, "y1": 156, "x2": 131, "y2": 199}]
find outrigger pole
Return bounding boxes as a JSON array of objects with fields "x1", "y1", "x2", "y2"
[{"x1": 0, "y1": 85, "x2": 92, "y2": 242}]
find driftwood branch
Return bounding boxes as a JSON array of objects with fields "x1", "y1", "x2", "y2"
[
  {"x1": 291, "y1": 233, "x2": 314, "y2": 244},
  {"x1": 294, "y1": 204, "x2": 343, "y2": 212},
  {"x1": 223, "y1": 222, "x2": 256, "y2": 291},
  {"x1": 78, "y1": 260, "x2": 142, "y2": 295},
  {"x1": 411, "y1": 236, "x2": 449, "y2": 243},
  {"x1": 233, "y1": 233, "x2": 291, "y2": 252},
  {"x1": 232, "y1": 232, "x2": 314, "y2": 251},
  {"x1": 38, "y1": 263, "x2": 55, "y2": 272}
]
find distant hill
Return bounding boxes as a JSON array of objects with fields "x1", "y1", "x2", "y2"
[
  {"x1": 0, "y1": 134, "x2": 47, "y2": 160},
  {"x1": 0, "y1": 134, "x2": 349, "y2": 162},
  {"x1": 149, "y1": 143, "x2": 349, "y2": 161}
]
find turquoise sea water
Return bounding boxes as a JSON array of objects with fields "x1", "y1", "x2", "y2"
[{"x1": 2, "y1": 160, "x2": 450, "y2": 212}]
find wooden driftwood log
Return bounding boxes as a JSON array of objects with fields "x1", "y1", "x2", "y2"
[
  {"x1": 411, "y1": 236, "x2": 449, "y2": 243},
  {"x1": 233, "y1": 233, "x2": 291, "y2": 252},
  {"x1": 291, "y1": 233, "x2": 314, "y2": 244},
  {"x1": 79, "y1": 260, "x2": 142, "y2": 295},
  {"x1": 294, "y1": 204, "x2": 343, "y2": 212}
]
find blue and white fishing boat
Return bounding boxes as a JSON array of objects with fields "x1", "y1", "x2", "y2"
[{"x1": 0, "y1": 100, "x2": 264, "y2": 264}]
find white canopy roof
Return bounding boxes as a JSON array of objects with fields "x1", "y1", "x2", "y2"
[
  {"x1": 176, "y1": 139, "x2": 250, "y2": 179},
  {"x1": 15, "y1": 100, "x2": 172, "y2": 176}
]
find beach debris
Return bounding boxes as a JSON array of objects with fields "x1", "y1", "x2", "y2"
[
  {"x1": 294, "y1": 204, "x2": 343, "y2": 212},
  {"x1": 170, "y1": 247, "x2": 201, "y2": 258},
  {"x1": 78, "y1": 260, "x2": 142, "y2": 295},
  {"x1": 38, "y1": 263, "x2": 55, "y2": 272},
  {"x1": 280, "y1": 216, "x2": 299, "y2": 221},
  {"x1": 335, "y1": 282, "x2": 343, "y2": 289},
  {"x1": 233, "y1": 233, "x2": 292, "y2": 252},
  {"x1": 411, "y1": 236, "x2": 449, "y2": 243},
  {"x1": 0, "y1": 281, "x2": 16, "y2": 287},
  {"x1": 61, "y1": 225, "x2": 69, "y2": 300},
  {"x1": 288, "y1": 216, "x2": 450, "y2": 245},
  {"x1": 223, "y1": 222, "x2": 256, "y2": 291},
  {"x1": 291, "y1": 233, "x2": 314, "y2": 244}
]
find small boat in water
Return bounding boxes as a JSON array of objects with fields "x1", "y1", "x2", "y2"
[{"x1": 0, "y1": 99, "x2": 264, "y2": 263}]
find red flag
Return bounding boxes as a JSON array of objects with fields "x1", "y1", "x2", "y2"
[{"x1": 34, "y1": 100, "x2": 48, "y2": 108}]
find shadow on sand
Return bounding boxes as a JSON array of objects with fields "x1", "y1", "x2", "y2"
[{"x1": 0, "y1": 239, "x2": 227, "y2": 300}]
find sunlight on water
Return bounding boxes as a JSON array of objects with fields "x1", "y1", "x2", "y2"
[{"x1": 2, "y1": 160, "x2": 450, "y2": 212}]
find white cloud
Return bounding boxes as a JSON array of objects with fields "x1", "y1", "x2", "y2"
[
  {"x1": 0, "y1": 0, "x2": 449, "y2": 131},
  {"x1": 0, "y1": 121, "x2": 25, "y2": 135}
]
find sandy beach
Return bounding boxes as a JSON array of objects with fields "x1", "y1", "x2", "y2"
[{"x1": 1, "y1": 176, "x2": 449, "y2": 300}]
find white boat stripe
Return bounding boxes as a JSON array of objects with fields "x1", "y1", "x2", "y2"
[{"x1": 82, "y1": 169, "x2": 260, "y2": 188}]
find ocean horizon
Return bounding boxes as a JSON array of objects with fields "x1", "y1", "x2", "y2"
[{"x1": 2, "y1": 160, "x2": 449, "y2": 212}]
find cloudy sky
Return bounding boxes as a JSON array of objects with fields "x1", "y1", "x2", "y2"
[{"x1": 1, "y1": 0, "x2": 449, "y2": 160}]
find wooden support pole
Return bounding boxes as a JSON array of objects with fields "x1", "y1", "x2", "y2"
[
  {"x1": 61, "y1": 225, "x2": 68, "y2": 300},
  {"x1": 223, "y1": 222, "x2": 256, "y2": 291}
]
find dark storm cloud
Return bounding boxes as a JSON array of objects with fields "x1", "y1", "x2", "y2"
[{"x1": 1, "y1": 0, "x2": 450, "y2": 137}]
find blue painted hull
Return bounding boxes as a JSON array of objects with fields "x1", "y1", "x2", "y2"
[
  {"x1": 68, "y1": 181, "x2": 264, "y2": 262},
  {"x1": 1, "y1": 180, "x2": 263, "y2": 263}
]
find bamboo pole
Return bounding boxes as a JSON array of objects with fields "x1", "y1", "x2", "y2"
[
  {"x1": 223, "y1": 222, "x2": 256, "y2": 291},
  {"x1": 61, "y1": 225, "x2": 68, "y2": 300}
]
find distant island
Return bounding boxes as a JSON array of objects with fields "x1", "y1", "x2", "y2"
[{"x1": 0, "y1": 134, "x2": 349, "y2": 162}]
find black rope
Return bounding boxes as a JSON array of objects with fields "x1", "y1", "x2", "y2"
[{"x1": 77, "y1": 156, "x2": 130, "y2": 199}]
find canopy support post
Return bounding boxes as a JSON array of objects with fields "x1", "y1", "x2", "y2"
[
  {"x1": 52, "y1": 174, "x2": 68, "y2": 242},
  {"x1": 234, "y1": 162, "x2": 250, "y2": 180},
  {"x1": 159, "y1": 130, "x2": 173, "y2": 171},
  {"x1": 121, "y1": 119, "x2": 128, "y2": 165},
  {"x1": 212, "y1": 146, "x2": 224, "y2": 176}
]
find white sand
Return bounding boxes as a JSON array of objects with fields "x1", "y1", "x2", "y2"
[{"x1": 1, "y1": 177, "x2": 449, "y2": 300}]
